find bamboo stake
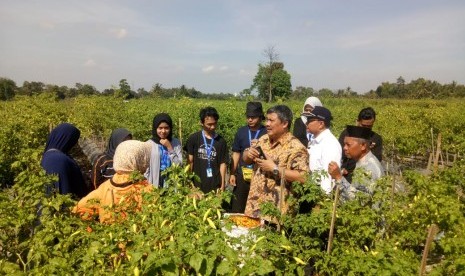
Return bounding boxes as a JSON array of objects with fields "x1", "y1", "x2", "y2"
[
  {"x1": 426, "y1": 152, "x2": 433, "y2": 171},
  {"x1": 327, "y1": 185, "x2": 340, "y2": 254},
  {"x1": 433, "y1": 134, "x2": 442, "y2": 173},
  {"x1": 391, "y1": 165, "x2": 396, "y2": 211},
  {"x1": 277, "y1": 168, "x2": 286, "y2": 232},
  {"x1": 178, "y1": 118, "x2": 182, "y2": 148},
  {"x1": 430, "y1": 128, "x2": 435, "y2": 161},
  {"x1": 419, "y1": 224, "x2": 439, "y2": 276}
]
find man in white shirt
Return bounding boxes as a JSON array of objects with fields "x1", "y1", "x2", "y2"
[{"x1": 305, "y1": 106, "x2": 342, "y2": 194}]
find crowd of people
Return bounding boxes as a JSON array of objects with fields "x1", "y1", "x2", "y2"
[{"x1": 41, "y1": 98, "x2": 385, "y2": 223}]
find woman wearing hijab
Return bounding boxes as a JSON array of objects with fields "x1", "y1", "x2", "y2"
[
  {"x1": 145, "y1": 113, "x2": 182, "y2": 188},
  {"x1": 91, "y1": 128, "x2": 132, "y2": 189},
  {"x1": 74, "y1": 140, "x2": 153, "y2": 223},
  {"x1": 293, "y1": 96, "x2": 323, "y2": 147},
  {"x1": 41, "y1": 123, "x2": 87, "y2": 199}
]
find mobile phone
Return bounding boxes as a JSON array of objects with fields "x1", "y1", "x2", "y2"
[{"x1": 255, "y1": 146, "x2": 266, "y2": 160}]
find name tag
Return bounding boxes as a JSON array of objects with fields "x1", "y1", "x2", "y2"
[{"x1": 206, "y1": 168, "x2": 213, "y2": 178}]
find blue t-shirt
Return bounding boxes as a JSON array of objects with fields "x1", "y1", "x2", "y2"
[{"x1": 231, "y1": 125, "x2": 266, "y2": 174}]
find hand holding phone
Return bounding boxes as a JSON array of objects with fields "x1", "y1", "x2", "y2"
[{"x1": 255, "y1": 146, "x2": 266, "y2": 160}]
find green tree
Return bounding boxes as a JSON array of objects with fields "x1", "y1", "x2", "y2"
[
  {"x1": 251, "y1": 63, "x2": 292, "y2": 102},
  {"x1": 0, "y1": 78, "x2": 17, "y2": 101},
  {"x1": 75, "y1": 83, "x2": 98, "y2": 96},
  {"x1": 291, "y1": 86, "x2": 314, "y2": 100},
  {"x1": 114, "y1": 79, "x2": 132, "y2": 99},
  {"x1": 44, "y1": 84, "x2": 68, "y2": 99},
  {"x1": 250, "y1": 46, "x2": 292, "y2": 102},
  {"x1": 19, "y1": 81, "x2": 44, "y2": 96},
  {"x1": 317, "y1": 88, "x2": 334, "y2": 97}
]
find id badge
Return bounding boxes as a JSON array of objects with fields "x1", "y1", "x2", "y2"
[{"x1": 206, "y1": 168, "x2": 213, "y2": 178}]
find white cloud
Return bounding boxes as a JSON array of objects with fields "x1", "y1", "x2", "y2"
[
  {"x1": 39, "y1": 21, "x2": 55, "y2": 30},
  {"x1": 239, "y1": 69, "x2": 252, "y2": 76},
  {"x1": 202, "y1": 65, "x2": 215, "y2": 73},
  {"x1": 219, "y1": 66, "x2": 229, "y2": 71},
  {"x1": 111, "y1": 28, "x2": 128, "y2": 39},
  {"x1": 83, "y1": 59, "x2": 96, "y2": 67}
]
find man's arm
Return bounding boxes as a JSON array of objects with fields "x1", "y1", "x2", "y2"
[
  {"x1": 229, "y1": 152, "x2": 240, "y2": 186},
  {"x1": 188, "y1": 154, "x2": 194, "y2": 172},
  {"x1": 220, "y1": 163, "x2": 227, "y2": 191},
  {"x1": 255, "y1": 158, "x2": 307, "y2": 184}
]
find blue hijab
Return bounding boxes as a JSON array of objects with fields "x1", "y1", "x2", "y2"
[{"x1": 41, "y1": 123, "x2": 87, "y2": 198}]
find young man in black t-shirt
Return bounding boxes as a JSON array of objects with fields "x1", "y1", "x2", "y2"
[
  {"x1": 186, "y1": 107, "x2": 228, "y2": 194},
  {"x1": 229, "y1": 102, "x2": 266, "y2": 213}
]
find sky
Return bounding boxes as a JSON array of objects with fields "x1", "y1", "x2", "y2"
[{"x1": 1, "y1": 0, "x2": 464, "y2": 94}]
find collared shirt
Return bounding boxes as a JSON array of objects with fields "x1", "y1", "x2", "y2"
[
  {"x1": 308, "y1": 128, "x2": 342, "y2": 194},
  {"x1": 339, "y1": 151, "x2": 385, "y2": 201},
  {"x1": 244, "y1": 132, "x2": 309, "y2": 218}
]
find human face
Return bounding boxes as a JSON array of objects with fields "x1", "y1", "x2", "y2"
[
  {"x1": 156, "y1": 122, "x2": 171, "y2": 139},
  {"x1": 306, "y1": 118, "x2": 324, "y2": 136},
  {"x1": 343, "y1": 137, "x2": 366, "y2": 160},
  {"x1": 265, "y1": 112, "x2": 288, "y2": 140},
  {"x1": 247, "y1": 116, "x2": 261, "y2": 129},
  {"x1": 357, "y1": 118, "x2": 375, "y2": 129},
  {"x1": 304, "y1": 104, "x2": 314, "y2": 113},
  {"x1": 201, "y1": 116, "x2": 217, "y2": 135}
]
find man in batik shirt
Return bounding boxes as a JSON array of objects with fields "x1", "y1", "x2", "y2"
[{"x1": 243, "y1": 105, "x2": 309, "y2": 218}]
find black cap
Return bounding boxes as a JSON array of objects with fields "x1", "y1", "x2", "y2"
[
  {"x1": 246, "y1": 102, "x2": 264, "y2": 118},
  {"x1": 303, "y1": 106, "x2": 333, "y2": 124},
  {"x1": 346, "y1": 125, "x2": 373, "y2": 140}
]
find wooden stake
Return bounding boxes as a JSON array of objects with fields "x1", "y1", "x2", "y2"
[
  {"x1": 178, "y1": 118, "x2": 182, "y2": 148},
  {"x1": 391, "y1": 172, "x2": 396, "y2": 211},
  {"x1": 430, "y1": 128, "x2": 435, "y2": 161},
  {"x1": 419, "y1": 224, "x2": 439, "y2": 276},
  {"x1": 277, "y1": 168, "x2": 286, "y2": 232},
  {"x1": 426, "y1": 152, "x2": 433, "y2": 171},
  {"x1": 433, "y1": 134, "x2": 442, "y2": 173},
  {"x1": 327, "y1": 185, "x2": 340, "y2": 254}
]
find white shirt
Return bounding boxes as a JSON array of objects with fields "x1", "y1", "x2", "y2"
[{"x1": 308, "y1": 128, "x2": 342, "y2": 194}]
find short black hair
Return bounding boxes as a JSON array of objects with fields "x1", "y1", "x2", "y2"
[
  {"x1": 358, "y1": 107, "x2": 376, "y2": 121},
  {"x1": 267, "y1": 105, "x2": 293, "y2": 130},
  {"x1": 199, "y1": 106, "x2": 219, "y2": 123}
]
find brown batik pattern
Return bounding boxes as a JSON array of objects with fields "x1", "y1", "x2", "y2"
[{"x1": 244, "y1": 132, "x2": 309, "y2": 218}]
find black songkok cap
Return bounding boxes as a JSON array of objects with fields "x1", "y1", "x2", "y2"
[{"x1": 346, "y1": 125, "x2": 373, "y2": 140}]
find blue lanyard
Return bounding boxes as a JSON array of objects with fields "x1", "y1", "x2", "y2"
[
  {"x1": 248, "y1": 128, "x2": 261, "y2": 146},
  {"x1": 202, "y1": 131, "x2": 215, "y2": 168}
]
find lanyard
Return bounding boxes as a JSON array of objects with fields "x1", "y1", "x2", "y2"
[
  {"x1": 248, "y1": 128, "x2": 261, "y2": 146},
  {"x1": 202, "y1": 131, "x2": 215, "y2": 168}
]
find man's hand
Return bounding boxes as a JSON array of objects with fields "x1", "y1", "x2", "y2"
[
  {"x1": 229, "y1": 174, "x2": 236, "y2": 186},
  {"x1": 328, "y1": 161, "x2": 343, "y2": 181},
  {"x1": 255, "y1": 158, "x2": 276, "y2": 173},
  {"x1": 245, "y1": 147, "x2": 260, "y2": 162}
]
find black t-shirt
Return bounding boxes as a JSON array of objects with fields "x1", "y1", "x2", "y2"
[
  {"x1": 339, "y1": 128, "x2": 383, "y2": 182},
  {"x1": 231, "y1": 125, "x2": 266, "y2": 174},
  {"x1": 186, "y1": 131, "x2": 228, "y2": 193}
]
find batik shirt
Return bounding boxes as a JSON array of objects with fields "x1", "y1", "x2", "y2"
[{"x1": 244, "y1": 132, "x2": 309, "y2": 218}]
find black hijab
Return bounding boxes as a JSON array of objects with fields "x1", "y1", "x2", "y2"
[
  {"x1": 44, "y1": 123, "x2": 80, "y2": 154},
  {"x1": 105, "y1": 128, "x2": 132, "y2": 158},
  {"x1": 151, "y1": 113, "x2": 173, "y2": 144}
]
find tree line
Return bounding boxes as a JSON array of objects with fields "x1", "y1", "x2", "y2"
[{"x1": 1, "y1": 75, "x2": 464, "y2": 102}]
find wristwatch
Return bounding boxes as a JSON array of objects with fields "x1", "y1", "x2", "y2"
[{"x1": 272, "y1": 165, "x2": 279, "y2": 177}]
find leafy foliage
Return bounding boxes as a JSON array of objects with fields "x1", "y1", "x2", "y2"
[{"x1": 0, "y1": 96, "x2": 465, "y2": 274}]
